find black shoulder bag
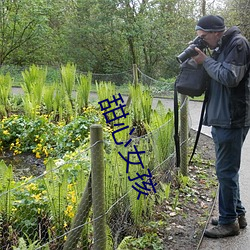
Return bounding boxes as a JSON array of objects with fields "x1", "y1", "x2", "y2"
[
  {"x1": 174, "y1": 58, "x2": 210, "y2": 168},
  {"x1": 175, "y1": 58, "x2": 208, "y2": 97}
]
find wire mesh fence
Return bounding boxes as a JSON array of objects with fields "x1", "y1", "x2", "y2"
[{"x1": 0, "y1": 65, "x2": 190, "y2": 249}]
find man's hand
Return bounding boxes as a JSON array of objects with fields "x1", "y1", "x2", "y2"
[{"x1": 192, "y1": 47, "x2": 207, "y2": 64}]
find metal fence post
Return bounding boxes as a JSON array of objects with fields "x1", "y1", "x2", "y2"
[
  {"x1": 91, "y1": 124, "x2": 106, "y2": 250},
  {"x1": 180, "y1": 94, "x2": 189, "y2": 176}
]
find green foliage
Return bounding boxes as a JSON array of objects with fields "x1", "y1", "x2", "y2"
[
  {"x1": 0, "y1": 74, "x2": 179, "y2": 248},
  {"x1": 43, "y1": 85, "x2": 56, "y2": 113},
  {"x1": 128, "y1": 83, "x2": 153, "y2": 137},
  {"x1": 145, "y1": 100, "x2": 174, "y2": 164},
  {"x1": 117, "y1": 233, "x2": 163, "y2": 250},
  {"x1": 157, "y1": 182, "x2": 171, "y2": 203},
  {"x1": 96, "y1": 81, "x2": 116, "y2": 106},
  {"x1": 76, "y1": 72, "x2": 92, "y2": 111},
  {"x1": 0, "y1": 109, "x2": 101, "y2": 157},
  {"x1": 21, "y1": 65, "x2": 47, "y2": 118},
  {"x1": 13, "y1": 235, "x2": 46, "y2": 250},
  {"x1": 61, "y1": 63, "x2": 76, "y2": 101},
  {"x1": 0, "y1": 161, "x2": 14, "y2": 222},
  {"x1": 0, "y1": 73, "x2": 12, "y2": 116},
  {"x1": 12, "y1": 176, "x2": 48, "y2": 240},
  {"x1": 43, "y1": 159, "x2": 68, "y2": 230}
]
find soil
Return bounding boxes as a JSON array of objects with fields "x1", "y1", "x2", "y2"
[
  {"x1": 0, "y1": 152, "x2": 45, "y2": 180},
  {"x1": 158, "y1": 130, "x2": 217, "y2": 250}
]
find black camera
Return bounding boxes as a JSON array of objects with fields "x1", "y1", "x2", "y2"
[{"x1": 176, "y1": 36, "x2": 208, "y2": 63}]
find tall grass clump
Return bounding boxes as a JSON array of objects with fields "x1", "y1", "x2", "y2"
[
  {"x1": 96, "y1": 81, "x2": 116, "y2": 105},
  {"x1": 21, "y1": 65, "x2": 47, "y2": 118},
  {"x1": 43, "y1": 84, "x2": 56, "y2": 114},
  {"x1": 129, "y1": 83, "x2": 152, "y2": 135},
  {"x1": 76, "y1": 72, "x2": 92, "y2": 112},
  {"x1": 145, "y1": 100, "x2": 174, "y2": 164},
  {"x1": 0, "y1": 73, "x2": 12, "y2": 117},
  {"x1": 60, "y1": 63, "x2": 76, "y2": 103}
]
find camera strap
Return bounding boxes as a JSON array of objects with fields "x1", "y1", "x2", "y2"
[{"x1": 174, "y1": 85, "x2": 208, "y2": 168}]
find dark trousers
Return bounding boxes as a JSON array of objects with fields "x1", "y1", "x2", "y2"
[{"x1": 211, "y1": 126, "x2": 249, "y2": 225}]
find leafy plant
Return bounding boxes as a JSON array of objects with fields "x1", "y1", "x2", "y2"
[
  {"x1": 60, "y1": 62, "x2": 76, "y2": 102},
  {"x1": 157, "y1": 182, "x2": 171, "y2": 203},
  {"x1": 96, "y1": 81, "x2": 116, "y2": 106},
  {"x1": 0, "y1": 73, "x2": 12, "y2": 117},
  {"x1": 129, "y1": 84, "x2": 150, "y2": 122},
  {"x1": 145, "y1": 100, "x2": 174, "y2": 164},
  {"x1": 13, "y1": 236, "x2": 42, "y2": 250},
  {"x1": 0, "y1": 161, "x2": 15, "y2": 222},
  {"x1": 21, "y1": 65, "x2": 47, "y2": 118},
  {"x1": 43, "y1": 84, "x2": 55, "y2": 114},
  {"x1": 117, "y1": 233, "x2": 163, "y2": 250},
  {"x1": 76, "y1": 72, "x2": 92, "y2": 111}
]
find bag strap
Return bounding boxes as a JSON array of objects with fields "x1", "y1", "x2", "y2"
[
  {"x1": 174, "y1": 80, "x2": 180, "y2": 168},
  {"x1": 189, "y1": 91, "x2": 208, "y2": 164}
]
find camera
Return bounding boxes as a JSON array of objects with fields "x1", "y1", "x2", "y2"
[{"x1": 176, "y1": 36, "x2": 208, "y2": 64}]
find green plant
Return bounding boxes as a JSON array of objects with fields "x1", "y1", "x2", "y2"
[
  {"x1": 157, "y1": 182, "x2": 171, "y2": 203},
  {"x1": 60, "y1": 62, "x2": 76, "y2": 102},
  {"x1": 172, "y1": 190, "x2": 180, "y2": 210},
  {"x1": 43, "y1": 84, "x2": 56, "y2": 114},
  {"x1": 12, "y1": 177, "x2": 49, "y2": 241},
  {"x1": 13, "y1": 233, "x2": 49, "y2": 250},
  {"x1": 129, "y1": 83, "x2": 153, "y2": 127},
  {"x1": 178, "y1": 173, "x2": 191, "y2": 189},
  {"x1": 21, "y1": 65, "x2": 47, "y2": 118},
  {"x1": 0, "y1": 161, "x2": 15, "y2": 222},
  {"x1": 60, "y1": 63, "x2": 76, "y2": 93},
  {"x1": 117, "y1": 233, "x2": 163, "y2": 250},
  {"x1": 76, "y1": 72, "x2": 92, "y2": 111},
  {"x1": 96, "y1": 81, "x2": 116, "y2": 106},
  {"x1": 145, "y1": 100, "x2": 174, "y2": 164},
  {"x1": 0, "y1": 73, "x2": 12, "y2": 117}
]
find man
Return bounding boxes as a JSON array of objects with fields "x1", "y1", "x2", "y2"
[{"x1": 192, "y1": 15, "x2": 250, "y2": 238}]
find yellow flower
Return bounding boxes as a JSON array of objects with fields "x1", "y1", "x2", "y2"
[
  {"x1": 26, "y1": 183, "x2": 37, "y2": 191},
  {"x1": 32, "y1": 193, "x2": 42, "y2": 201},
  {"x1": 65, "y1": 205, "x2": 74, "y2": 218},
  {"x1": 36, "y1": 152, "x2": 41, "y2": 159},
  {"x1": 3, "y1": 130, "x2": 9, "y2": 135},
  {"x1": 71, "y1": 195, "x2": 76, "y2": 204}
]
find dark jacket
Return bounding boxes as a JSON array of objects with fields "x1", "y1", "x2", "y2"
[{"x1": 203, "y1": 26, "x2": 250, "y2": 128}]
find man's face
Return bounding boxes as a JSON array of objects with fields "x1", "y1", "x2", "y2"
[{"x1": 196, "y1": 30, "x2": 222, "y2": 49}]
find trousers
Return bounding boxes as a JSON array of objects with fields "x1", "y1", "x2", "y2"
[{"x1": 211, "y1": 126, "x2": 249, "y2": 225}]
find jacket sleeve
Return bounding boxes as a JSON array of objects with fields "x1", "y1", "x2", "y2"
[{"x1": 203, "y1": 37, "x2": 250, "y2": 87}]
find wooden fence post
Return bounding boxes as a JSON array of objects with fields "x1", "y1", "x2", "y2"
[
  {"x1": 91, "y1": 124, "x2": 106, "y2": 250},
  {"x1": 63, "y1": 175, "x2": 92, "y2": 250},
  {"x1": 133, "y1": 64, "x2": 138, "y2": 86},
  {"x1": 126, "y1": 64, "x2": 138, "y2": 108}
]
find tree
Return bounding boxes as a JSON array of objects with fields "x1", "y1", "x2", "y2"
[
  {"x1": 0, "y1": 0, "x2": 49, "y2": 65},
  {"x1": 220, "y1": 0, "x2": 250, "y2": 39}
]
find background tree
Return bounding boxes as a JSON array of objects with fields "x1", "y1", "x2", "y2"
[
  {"x1": 0, "y1": 0, "x2": 235, "y2": 80},
  {"x1": 219, "y1": 0, "x2": 250, "y2": 39},
  {"x1": 0, "y1": 0, "x2": 49, "y2": 65}
]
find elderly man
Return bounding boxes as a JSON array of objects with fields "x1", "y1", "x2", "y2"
[{"x1": 192, "y1": 15, "x2": 250, "y2": 238}]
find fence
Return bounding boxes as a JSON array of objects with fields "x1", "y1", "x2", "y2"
[{"x1": 0, "y1": 65, "x2": 190, "y2": 249}]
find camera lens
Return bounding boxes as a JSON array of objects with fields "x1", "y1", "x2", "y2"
[{"x1": 176, "y1": 45, "x2": 198, "y2": 63}]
